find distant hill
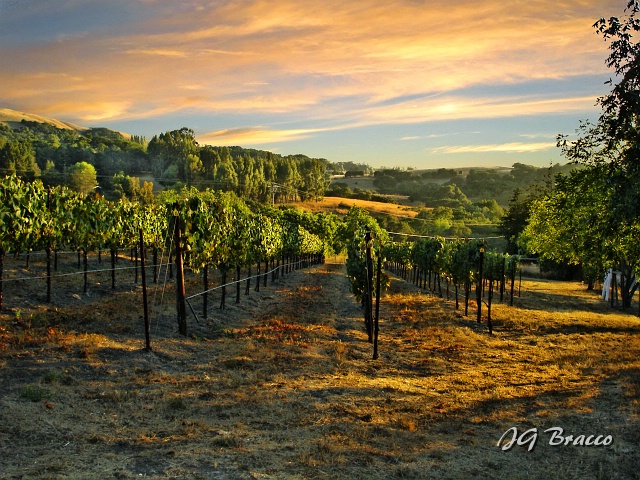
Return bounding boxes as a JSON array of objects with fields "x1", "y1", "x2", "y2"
[
  {"x1": 0, "y1": 107, "x2": 131, "y2": 139},
  {"x1": 0, "y1": 107, "x2": 90, "y2": 132}
]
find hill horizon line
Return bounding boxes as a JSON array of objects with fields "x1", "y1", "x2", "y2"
[{"x1": 0, "y1": 107, "x2": 559, "y2": 173}]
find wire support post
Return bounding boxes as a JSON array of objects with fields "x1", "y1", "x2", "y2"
[
  {"x1": 373, "y1": 254, "x2": 382, "y2": 360},
  {"x1": 476, "y1": 246, "x2": 484, "y2": 324},
  {"x1": 364, "y1": 231, "x2": 374, "y2": 344},
  {"x1": 173, "y1": 204, "x2": 188, "y2": 336},
  {"x1": 139, "y1": 229, "x2": 151, "y2": 351}
]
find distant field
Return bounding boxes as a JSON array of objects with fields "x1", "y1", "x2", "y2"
[
  {"x1": 331, "y1": 175, "x2": 451, "y2": 190},
  {"x1": 331, "y1": 167, "x2": 513, "y2": 193},
  {"x1": 330, "y1": 175, "x2": 377, "y2": 191},
  {"x1": 286, "y1": 196, "x2": 423, "y2": 218}
]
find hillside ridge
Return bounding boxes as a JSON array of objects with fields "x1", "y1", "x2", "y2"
[
  {"x1": 0, "y1": 107, "x2": 90, "y2": 132},
  {"x1": 0, "y1": 107, "x2": 134, "y2": 139}
]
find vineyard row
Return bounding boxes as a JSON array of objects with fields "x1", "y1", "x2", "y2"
[{"x1": 0, "y1": 175, "x2": 330, "y2": 314}]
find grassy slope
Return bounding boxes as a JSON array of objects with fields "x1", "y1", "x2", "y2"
[
  {"x1": 0, "y1": 107, "x2": 89, "y2": 132},
  {"x1": 286, "y1": 196, "x2": 422, "y2": 218},
  {"x1": 0, "y1": 107, "x2": 132, "y2": 139}
]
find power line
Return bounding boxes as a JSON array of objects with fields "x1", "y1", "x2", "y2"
[{"x1": 386, "y1": 231, "x2": 505, "y2": 241}]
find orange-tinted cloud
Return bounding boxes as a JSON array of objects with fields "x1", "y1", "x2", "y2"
[
  {"x1": 357, "y1": 94, "x2": 599, "y2": 126},
  {"x1": 433, "y1": 142, "x2": 557, "y2": 154},
  {"x1": 198, "y1": 126, "x2": 336, "y2": 145},
  {"x1": 0, "y1": 0, "x2": 619, "y2": 128}
]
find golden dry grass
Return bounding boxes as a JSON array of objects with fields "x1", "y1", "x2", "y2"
[
  {"x1": 0, "y1": 254, "x2": 639, "y2": 479},
  {"x1": 286, "y1": 196, "x2": 421, "y2": 218},
  {"x1": 0, "y1": 107, "x2": 89, "y2": 132}
]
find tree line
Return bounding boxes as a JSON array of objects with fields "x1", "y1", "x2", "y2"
[
  {"x1": 0, "y1": 122, "x2": 331, "y2": 203},
  {"x1": 499, "y1": 1, "x2": 640, "y2": 310},
  {"x1": 369, "y1": 163, "x2": 573, "y2": 206}
]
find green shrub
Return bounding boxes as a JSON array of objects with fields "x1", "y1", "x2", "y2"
[{"x1": 21, "y1": 384, "x2": 50, "y2": 402}]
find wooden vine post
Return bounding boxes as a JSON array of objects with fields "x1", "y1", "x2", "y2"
[
  {"x1": 364, "y1": 230, "x2": 374, "y2": 343},
  {"x1": 487, "y1": 259, "x2": 493, "y2": 335},
  {"x1": 174, "y1": 204, "x2": 187, "y2": 336},
  {"x1": 373, "y1": 254, "x2": 382, "y2": 360},
  {"x1": 510, "y1": 260, "x2": 516, "y2": 307},
  {"x1": 45, "y1": 187, "x2": 52, "y2": 303},
  {"x1": 476, "y1": 245, "x2": 485, "y2": 324},
  {"x1": 139, "y1": 229, "x2": 151, "y2": 351},
  {"x1": 220, "y1": 266, "x2": 227, "y2": 310}
]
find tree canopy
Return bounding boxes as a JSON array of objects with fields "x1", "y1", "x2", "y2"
[
  {"x1": 67, "y1": 161, "x2": 97, "y2": 196},
  {"x1": 523, "y1": 1, "x2": 640, "y2": 304}
]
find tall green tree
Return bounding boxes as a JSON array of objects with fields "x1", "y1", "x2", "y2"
[
  {"x1": 499, "y1": 188, "x2": 541, "y2": 254},
  {"x1": 299, "y1": 157, "x2": 330, "y2": 201},
  {"x1": 521, "y1": 166, "x2": 608, "y2": 286},
  {"x1": 148, "y1": 128, "x2": 200, "y2": 183},
  {"x1": 111, "y1": 172, "x2": 141, "y2": 200},
  {"x1": 67, "y1": 161, "x2": 97, "y2": 196},
  {"x1": 213, "y1": 147, "x2": 238, "y2": 189},
  {"x1": 199, "y1": 145, "x2": 219, "y2": 179},
  {"x1": 0, "y1": 138, "x2": 40, "y2": 180},
  {"x1": 528, "y1": 1, "x2": 640, "y2": 305}
]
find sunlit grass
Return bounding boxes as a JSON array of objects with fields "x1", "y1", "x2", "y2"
[
  {"x1": 1, "y1": 265, "x2": 639, "y2": 478},
  {"x1": 289, "y1": 195, "x2": 421, "y2": 217}
]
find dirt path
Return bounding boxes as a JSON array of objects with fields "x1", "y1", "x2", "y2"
[{"x1": 1, "y1": 262, "x2": 639, "y2": 479}]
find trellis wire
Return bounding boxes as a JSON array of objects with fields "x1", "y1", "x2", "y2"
[{"x1": 184, "y1": 256, "x2": 315, "y2": 323}]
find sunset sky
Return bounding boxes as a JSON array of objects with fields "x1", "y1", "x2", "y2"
[{"x1": 0, "y1": 0, "x2": 626, "y2": 168}]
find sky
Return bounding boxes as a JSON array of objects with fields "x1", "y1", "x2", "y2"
[{"x1": 0, "y1": 0, "x2": 627, "y2": 169}]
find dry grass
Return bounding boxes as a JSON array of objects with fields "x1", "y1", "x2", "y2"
[
  {"x1": 0, "y1": 254, "x2": 639, "y2": 479},
  {"x1": 0, "y1": 107, "x2": 89, "y2": 132},
  {"x1": 286, "y1": 196, "x2": 421, "y2": 218}
]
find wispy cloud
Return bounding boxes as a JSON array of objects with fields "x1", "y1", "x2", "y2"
[
  {"x1": 400, "y1": 132, "x2": 465, "y2": 141},
  {"x1": 360, "y1": 94, "x2": 599, "y2": 126},
  {"x1": 433, "y1": 142, "x2": 557, "y2": 154},
  {"x1": 520, "y1": 133, "x2": 558, "y2": 140},
  {"x1": 198, "y1": 126, "x2": 326, "y2": 145},
  {"x1": 124, "y1": 48, "x2": 188, "y2": 57},
  {"x1": 0, "y1": 0, "x2": 620, "y2": 166},
  {"x1": 0, "y1": 0, "x2": 613, "y2": 123}
]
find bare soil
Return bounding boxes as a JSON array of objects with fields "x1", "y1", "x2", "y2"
[{"x1": 1, "y1": 254, "x2": 639, "y2": 479}]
